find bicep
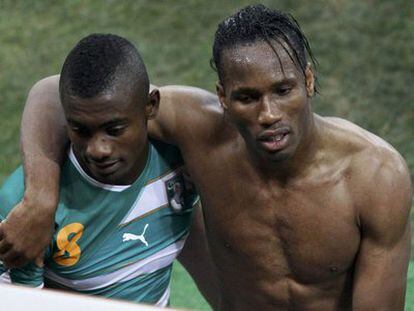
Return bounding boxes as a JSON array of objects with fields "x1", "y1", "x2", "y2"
[
  {"x1": 21, "y1": 75, "x2": 68, "y2": 165},
  {"x1": 148, "y1": 85, "x2": 218, "y2": 145},
  {"x1": 147, "y1": 86, "x2": 179, "y2": 144},
  {"x1": 22, "y1": 75, "x2": 66, "y2": 131}
]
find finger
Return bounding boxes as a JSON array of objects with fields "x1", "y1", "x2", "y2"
[
  {"x1": 1, "y1": 250, "x2": 22, "y2": 269},
  {"x1": 34, "y1": 253, "x2": 44, "y2": 268},
  {"x1": 0, "y1": 241, "x2": 11, "y2": 256},
  {"x1": 6, "y1": 256, "x2": 29, "y2": 269}
]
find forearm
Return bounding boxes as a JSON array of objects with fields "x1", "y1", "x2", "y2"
[
  {"x1": 352, "y1": 225, "x2": 411, "y2": 310},
  {"x1": 178, "y1": 203, "x2": 220, "y2": 309},
  {"x1": 0, "y1": 76, "x2": 67, "y2": 267}
]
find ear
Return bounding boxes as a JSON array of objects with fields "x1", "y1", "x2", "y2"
[
  {"x1": 305, "y1": 63, "x2": 315, "y2": 97},
  {"x1": 145, "y1": 89, "x2": 160, "y2": 120},
  {"x1": 216, "y1": 81, "x2": 228, "y2": 110}
]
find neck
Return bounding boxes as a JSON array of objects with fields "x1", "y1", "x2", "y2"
[{"x1": 125, "y1": 139, "x2": 150, "y2": 184}]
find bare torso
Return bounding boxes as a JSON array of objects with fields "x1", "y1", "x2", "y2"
[
  {"x1": 7, "y1": 76, "x2": 409, "y2": 310},
  {"x1": 159, "y1": 86, "x2": 404, "y2": 310},
  {"x1": 183, "y1": 126, "x2": 358, "y2": 309}
]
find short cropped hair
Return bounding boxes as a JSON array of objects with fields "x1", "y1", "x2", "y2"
[
  {"x1": 60, "y1": 33, "x2": 149, "y2": 103},
  {"x1": 212, "y1": 4, "x2": 317, "y2": 86}
]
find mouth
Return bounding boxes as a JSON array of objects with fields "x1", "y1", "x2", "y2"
[{"x1": 257, "y1": 128, "x2": 291, "y2": 153}]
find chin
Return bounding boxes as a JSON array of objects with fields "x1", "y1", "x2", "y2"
[
  {"x1": 94, "y1": 174, "x2": 116, "y2": 184},
  {"x1": 265, "y1": 151, "x2": 292, "y2": 163},
  {"x1": 262, "y1": 143, "x2": 297, "y2": 163},
  {"x1": 92, "y1": 171, "x2": 122, "y2": 185}
]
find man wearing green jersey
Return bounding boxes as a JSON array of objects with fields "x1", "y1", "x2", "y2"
[{"x1": 0, "y1": 34, "x2": 216, "y2": 307}]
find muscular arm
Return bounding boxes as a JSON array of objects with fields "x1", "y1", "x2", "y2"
[
  {"x1": 0, "y1": 79, "x2": 218, "y2": 268},
  {"x1": 148, "y1": 85, "x2": 221, "y2": 145},
  {"x1": 0, "y1": 75, "x2": 67, "y2": 267},
  {"x1": 178, "y1": 201, "x2": 220, "y2": 309},
  {"x1": 352, "y1": 153, "x2": 412, "y2": 310}
]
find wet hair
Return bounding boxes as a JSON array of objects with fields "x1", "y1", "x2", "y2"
[
  {"x1": 212, "y1": 4, "x2": 318, "y2": 88},
  {"x1": 60, "y1": 33, "x2": 149, "y2": 103}
]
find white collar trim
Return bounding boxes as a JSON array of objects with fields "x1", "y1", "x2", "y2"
[{"x1": 69, "y1": 146, "x2": 132, "y2": 192}]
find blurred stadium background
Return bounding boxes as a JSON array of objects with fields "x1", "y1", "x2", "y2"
[{"x1": 0, "y1": 1, "x2": 412, "y2": 310}]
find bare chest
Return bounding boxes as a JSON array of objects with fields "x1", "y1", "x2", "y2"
[{"x1": 184, "y1": 149, "x2": 360, "y2": 285}]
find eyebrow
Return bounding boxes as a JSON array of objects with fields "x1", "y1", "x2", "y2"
[
  {"x1": 101, "y1": 118, "x2": 129, "y2": 128},
  {"x1": 275, "y1": 77, "x2": 298, "y2": 86},
  {"x1": 66, "y1": 119, "x2": 83, "y2": 126},
  {"x1": 230, "y1": 88, "x2": 261, "y2": 99},
  {"x1": 66, "y1": 118, "x2": 129, "y2": 128},
  {"x1": 231, "y1": 77, "x2": 298, "y2": 95}
]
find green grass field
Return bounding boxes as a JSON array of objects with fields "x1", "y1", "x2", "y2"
[
  {"x1": 0, "y1": 1, "x2": 412, "y2": 309},
  {"x1": 407, "y1": 263, "x2": 414, "y2": 311}
]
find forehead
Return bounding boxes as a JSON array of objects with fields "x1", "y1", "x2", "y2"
[
  {"x1": 220, "y1": 40, "x2": 303, "y2": 88},
  {"x1": 63, "y1": 90, "x2": 140, "y2": 125}
]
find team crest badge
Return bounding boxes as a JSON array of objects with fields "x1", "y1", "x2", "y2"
[{"x1": 165, "y1": 170, "x2": 197, "y2": 213}]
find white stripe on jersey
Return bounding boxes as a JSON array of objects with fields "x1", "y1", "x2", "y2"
[
  {"x1": 121, "y1": 169, "x2": 183, "y2": 225},
  {"x1": 155, "y1": 286, "x2": 170, "y2": 307},
  {"x1": 0, "y1": 271, "x2": 11, "y2": 284},
  {"x1": 44, "y1": 237, "x2": 186, "y2": 291},
  {"x1": 69, "y1": 147, "x2": 132, "y2": 192}
]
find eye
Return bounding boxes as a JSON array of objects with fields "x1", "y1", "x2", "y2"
[
  {"x1": 236, "y1": 94, "x2": 258, "y2": 104},
  {"x1": 275, "y1": 84, "x2": 293, "y2": 96},
  {"x1": 106, "y1": 125, "x2": 126, "y2": 136},
  {"x1": 70, "y1": 126, "x2": 90, "y2": 137}
]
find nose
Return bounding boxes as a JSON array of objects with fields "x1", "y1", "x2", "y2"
[
  {"x1": 257, "y1": 96, "x2": 282, "y2": 126},
  {"x1": 86, "y1": 135, "x2": 112, "y2": 162}
]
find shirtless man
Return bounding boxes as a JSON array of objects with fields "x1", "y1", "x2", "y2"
[{"x1": 0, "y1": 5, "x2": 411, "y2": 310}]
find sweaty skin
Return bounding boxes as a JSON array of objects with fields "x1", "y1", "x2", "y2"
[
  {"x1": 1, "y1": 41, "x2": 412, "y2": 310},
  {"x1": 153, "y1": 43, "x2": 412, "y2": 310}
]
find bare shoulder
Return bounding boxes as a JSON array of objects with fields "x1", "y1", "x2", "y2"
[
  {"x1": 30, "y1": 75, "x2": 60, "y2": 95},
  {"x1": 159, "y1": 85, "x2": 222, "y2": 119},
  {"x1": 155, "y1": 85, "x2": 229, "y2": 143},
  {"x1": 323, "y1": 116, "x2": 412, "y2": 236},
  {"x1": 324, "y1": 116, "x2": 410, "y2": 184},
  {"x1": 26, "y1": 74, "x2": 61, "y2": 108}
]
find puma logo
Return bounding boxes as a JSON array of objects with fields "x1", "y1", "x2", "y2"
[{"x1": 122, "y1": 224, "x2": 149, "y2": 246}]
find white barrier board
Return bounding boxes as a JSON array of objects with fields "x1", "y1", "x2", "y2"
[{"x1": 0, "y1": 283, "x2": 172, "y2": 311}]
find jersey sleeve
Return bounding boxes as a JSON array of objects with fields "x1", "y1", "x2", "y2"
[
  {"x1": 0, "y1": 165, "x2": 44, "y2": 288},
  {"x1": 10, "y1": 263, "x2": 44, "y2": 288},
  {"x1": 0, "y1": 165, "x2": 25, "y2": 220},
  {"x1": 0, "y1": 262, "x2": 44, "y2": 288}
]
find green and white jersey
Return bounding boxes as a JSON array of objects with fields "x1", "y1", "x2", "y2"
[{"x1": 0, "y1": 140, "x2": 196, "y2": 306}]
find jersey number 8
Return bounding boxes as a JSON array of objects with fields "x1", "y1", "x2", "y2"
[{"x1": 53, "y1": 223, "x2": 84, "y2": 266}]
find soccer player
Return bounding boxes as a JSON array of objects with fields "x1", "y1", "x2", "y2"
[
  {"x1": 1, "y1": 5, "x2": 412, "y2": 310},
  {"x1": 0, "y1": 34, "x2": 217, "y2": 307}
]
